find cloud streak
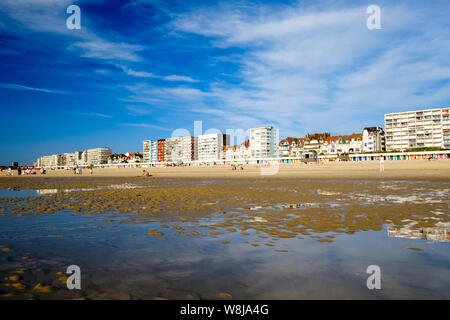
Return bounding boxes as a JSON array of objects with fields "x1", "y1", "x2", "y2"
[{"x1": 0, "y1": 83, "x2": 68, "y2": 95}]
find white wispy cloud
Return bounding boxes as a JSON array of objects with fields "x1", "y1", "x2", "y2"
[
  {"x1": 0, "y1": 83, "x2": 68, "y2": 94},
  {"x1": 79, "y1": 111, "x2": 113, "y2": 118},
  {"x1": 163, "y1": 75, "x2": 198, "y2": 82},
  {"x1": 120, "y1": 123, "x2": 170, "y2": 131},
  {"x1": 72, "y1": 40, "x2": 145, "y2": 62},
  {"x1": 164, "y1": 2, "x2": 450, "y2": 135},
  {"x1": 0, "y1": 0, "x2": 147, "y2": 63},
  {"x1": 118, "y1": 65, "x2": 198, "y2": 82},
  {"x1": 125, "y1": 105, "x2": 152, "y2": 116}
]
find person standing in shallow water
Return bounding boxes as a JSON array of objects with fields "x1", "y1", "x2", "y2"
[{"x1": 379, "y1": 156, "x2": 385, "y2": 172}]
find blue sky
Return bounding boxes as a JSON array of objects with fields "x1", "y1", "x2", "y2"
[{"x1": 0, "y1": 0, "x2": 449, "y2": 164}]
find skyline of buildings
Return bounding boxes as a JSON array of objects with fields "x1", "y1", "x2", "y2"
[{"x1": 33, "y1": 107, "x2": 450, "y2": 166}]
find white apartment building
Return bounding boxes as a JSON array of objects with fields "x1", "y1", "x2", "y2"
[
  {"x1": 50, "y1": 154, "x2": 62, "y2": 166},
  {"x1": 198, "y1": 133, "x2": 228, "y2": 161},
  {"x1": 143, "y1": 140, "x2": 158, "y2": 163},
  {"x1": 362, "y1": 127, "x2": 385, "y2": 152},
  {"x1": 385, "y1": 107, "x2": 450, "y2": 151},
  {"x1": 61, "y1": 152, "x2": 76, "y2": 166},
  {"x1": 165, "y1": 137, "x2": 183, "y2": 162},
  {"x1": 180, "y1": 136, "x2": 198, "y2": 162},
  {"x1": 37, "y1": 155, "x2": 53, "y2": 167},
  {"x1": 86, "y1": 147, "x2": 112, "y2": 165},
  {"x1": 249, "y1": 126, "x2": 279, "y2": 158}
]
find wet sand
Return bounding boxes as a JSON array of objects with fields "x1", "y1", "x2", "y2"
[
  {"x1": 0, "y1": 174, "x2": 448, "y2": 299},
  {"x1": 2, "y1": 160, "x2": 450, "y2": 181}
]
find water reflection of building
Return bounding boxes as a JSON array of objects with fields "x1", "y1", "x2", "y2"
[
  {"x1": 36, "y1": 189, "x2": 58, "y2": 195},
  {"x1": 388, "y1": 223, "x2": 449, "y2": 242}
]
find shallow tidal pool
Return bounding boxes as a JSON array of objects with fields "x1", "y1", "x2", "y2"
[{"x1": 0, "y1": 178, "x2": 449, "y2": 299}]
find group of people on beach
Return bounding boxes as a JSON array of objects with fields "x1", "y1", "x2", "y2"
[
  {"x1": 231, "y1": 164, "x2": 244, "y2": 171},
  {"x1": 73, "y1": 165, "x2": 94, "y2": 175},
  {"x1": 6, "y1": 167, "x2": 37, "y2": 175}
]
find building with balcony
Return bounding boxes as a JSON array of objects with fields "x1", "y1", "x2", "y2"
[
  {"x1": 143, "y1": 140, "x2": 158, "y2": 163},
  {"x1": 157, "y1": 139, "x2": 166, "y2": 162},
  {"x1": 198, "y1": 133, "x2": 229, "y2": 161},
  {"x1": 86, "y1": 147, "x2": 112, "y2": 165},
  {"x1": 363, "y1": 127, "x2": 385, "y2": 152},
  {"x1": 165, "y1": 137, "x2": 183, "y2": 163},
  {"x1": 180, "y1": 136, "x2": 198, "y2": 162},
  {"x1": 385, "y1": 107, "x2": 449, "y2": 151},
  {"x1": 249, "y1": 126, "x2": 279, "y2": 158}
]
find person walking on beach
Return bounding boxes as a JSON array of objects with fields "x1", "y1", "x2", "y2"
[{"x1": 379, "y1": 156, "x2": 385, "y2": 172}]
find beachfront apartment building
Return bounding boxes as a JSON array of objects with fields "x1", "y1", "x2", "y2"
[
  {"x1": 157, "y1": 139, "x2": 166, "y2": 162},
  {"x1": 180, "y1": 136, "x2": 198, "y2": 162},
  {"x1": 385, "y1": 107, "x2": 450, "y2": 151},
  {"x1": 249, "y1": 126, "x2": 279, "y2": 158},
  {"x1": 198, "y1": 133, "x2": 229, "y2": 161},
  {"x1": 61, "y1": 152, "x2": 76, "y2": 166},
  {"x1": 164, "y1": 137, "x2": 183, "y2": 163},
  {"x1": 37, "y1": 155, "x2": 53, "y2": 167},
  {"x1": 86, "y1": 147, "x2": 112, "y2": 165},
  {"x1": 143, "y1": 140, "x2": 158, "y2": 163},
  {"x1": 36, "y1": 148, "x2": 111, "y2": 167},
  {"x1": 362, "y1": 127, "x2": 385, "y2": 152}
]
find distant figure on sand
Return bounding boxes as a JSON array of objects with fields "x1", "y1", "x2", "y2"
[{"x1": 379, "y1": 156, "x2": 385, "y2": 172}]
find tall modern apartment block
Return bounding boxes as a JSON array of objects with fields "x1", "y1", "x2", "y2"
[
  {"x1": 249, "y1": 126, "x2": 279, "y2": 158},
  {"x1": 180, "y1": 136, "x2": 198, "y2": 162},
  {"x1": 157, "y1": 139, "x2": 166, "y2": 162},
  {"x1": 384, "y1": 107, "x2": 450, "y2": 151},
  {"x1": 198, "y1": 133, "x2": 229, "y2": 161},
  {"x1": 165, "y1": 137, "x2": 183, "y2": 162},
  {"x1": 86, "y1": 147, "x2": 112, "y2": 165},
  {"x1": 143, "y1": 140, "x2": 158, "y2": 163}
]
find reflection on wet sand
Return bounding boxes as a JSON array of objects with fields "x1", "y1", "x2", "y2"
[
  {"x1": 388, "y1": 222, "x2": 449, "y2": 242},
  {"x1": 0, "y1": 177, "x2": 449, "y2": 299}
]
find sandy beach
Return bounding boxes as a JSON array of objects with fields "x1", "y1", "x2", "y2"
[{"x1": 2, "y1": 160, "x2": 450, "y2": 181}]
